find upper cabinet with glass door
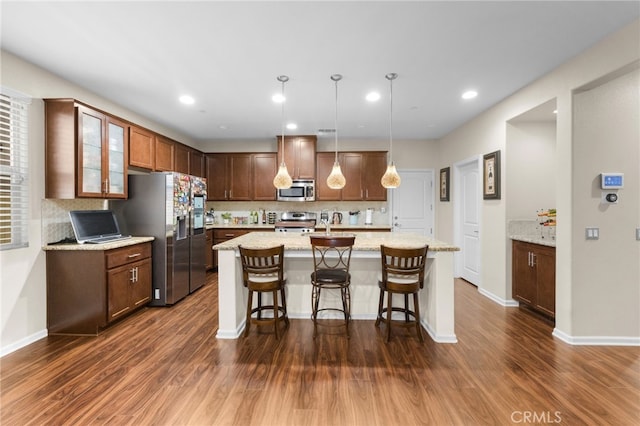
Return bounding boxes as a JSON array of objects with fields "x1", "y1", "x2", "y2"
[{"x1": 45, "y1": 99, "x2": 128, "y2": 199}]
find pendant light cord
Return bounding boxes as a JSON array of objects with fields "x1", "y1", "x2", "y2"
[
  {"x1": 388, "y1": 74, "x2": 394, "y2": 163},
  {"x1": 331, "y1": 74, "x2": 342, "y2": 163},
  {"x1": 334, "y1": 77, "x2": 339, "y2": 162},
  {"x1": 281, "y1": 78, "x2": 286, "y2": 166}
]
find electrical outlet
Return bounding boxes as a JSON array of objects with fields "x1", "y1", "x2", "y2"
[
  {"x1": 585, "y1": 227, "x2": 599, "y2": 240},
  {"x1": 154, "y1": 289, "x2": 160, "y2": 299}
]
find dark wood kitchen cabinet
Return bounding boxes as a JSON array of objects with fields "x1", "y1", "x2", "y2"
[
  {"x1": 316, "y1": 151, "x2": 387, "y2": 201},
  {"x1": 342, "y1": 152, "x2": 387, "y2": 201},
  {"x1": 512, "y1": 240, "x2": 555, "y2": 318},
  {"x1": 154, "y1": 135, "x2": 175, "y2": 171},
  {"x1": 174, "y1": 143, "x2": 191, "y2": 174},
  {"x1": 129, "y1": 127, "x2": 177, "y2": 172},
  {"x1": 252, "y1": 153, "x2": 277, "y2": 200},
  {"x1": 212, "y1": 229, "x2": 253, "y2": 269},
  {"x1": 190, "y1": 150, "x2": 205, "y2": 178},
  {"x1": 128, "y1": 125, "x2": 155, "y2": 170},
  {"x1": 106, "y1": 243, "x2": 152, "y2": 323},
  {"x1": 205, "y1": 153, "x2": 252, "y2": 201},
  {"x1": 316, "y1": 152, "x2": 342, "y2": 201},
  {"x1": 46, "y1": 241, "x2": 152, "y2": 335},
  {"x1": 205, "y1": 229, "x2": 214, "y2": 270},
  {"x1": 45, "y1": 99, "x2": 128, "y2": 199},
  {"x1": 277, "y1": 135, "x2": 316, "y2": 179}
]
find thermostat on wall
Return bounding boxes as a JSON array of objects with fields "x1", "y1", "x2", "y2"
[{"x1": 601, "y1": 173, "x2": 624, "y2": 189}]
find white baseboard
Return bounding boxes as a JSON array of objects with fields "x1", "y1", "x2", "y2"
[
  {"x1": 216, "y1": 321, "x2": 245, "y2": 339},
  {"x1": 422, "y1": 320, "x2": 458, "y2": 343},
  {"x1": 552, "y1": 328, "x2": 640, "y2": 346},
  {"x1": 478, "y1": 287, "x2": 520, "y2": 307},
  {"x1": 1, "y1": 329, "x2": 48, "y2": 358}
]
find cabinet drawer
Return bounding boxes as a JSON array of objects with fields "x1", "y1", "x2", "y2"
[
  {"x1": 106, "y1": 243, "x2": 151, "y2": 269},
  {"x1": 213, "y1": 229, "x2": 250, "y2": 240}
]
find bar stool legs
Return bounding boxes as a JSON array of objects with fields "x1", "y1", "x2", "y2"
[
  {"x1": 309, "y1": 235, "x2": 356, "y2": 339},
  {"x1": 239, "y1": 244, "x2": 288, "y2": 339},
  {"x1": 376, "y1": 245, "x2": 428, "y2": 342}
]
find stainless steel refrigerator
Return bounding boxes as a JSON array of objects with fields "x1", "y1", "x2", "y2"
[{"x1": 111, "y1": 172, "x2": 207, "y2": 306}]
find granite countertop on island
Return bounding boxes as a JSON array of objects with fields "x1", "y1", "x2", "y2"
[
  {"x1": 42, "y1": 236, "x2": 155, "y2": 251},
  {"x1": 213, "y1": 231, "x2": 459, "y2": 252}
]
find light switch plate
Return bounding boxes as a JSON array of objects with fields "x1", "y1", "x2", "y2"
[
  {"x1": 636, "y1": 228, "x2": 640, "y2": 241},
  {"x1": 585, "y1": 227, "x2": 599, "y2": 240}
]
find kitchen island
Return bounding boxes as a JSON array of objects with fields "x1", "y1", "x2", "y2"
[{"x1": 214, "y1": 232, "x2": 460, "y2": 343}]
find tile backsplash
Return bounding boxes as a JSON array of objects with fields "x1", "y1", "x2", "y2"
[
  {"x1": 206, "y1": 200, "x2": 390, "y2": 226},
  {"x1": 42, "y1": 199, "x2": 107, "y2": 244}
]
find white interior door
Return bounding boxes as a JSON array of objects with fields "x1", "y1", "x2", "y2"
[
  {"x1": 455, "y1": 158, "x2": 481, "y2": 285},
  {"x1": 391, "y1": 170, "x2": 434, "y2": 236}
]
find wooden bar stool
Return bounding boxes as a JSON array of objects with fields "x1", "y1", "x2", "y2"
[
  {"x1": 310, "y1": 235, "x2": 356, "y2": 338},
  {"x1": 239, "y1": 244, "x2": 288, "y2": 339},
  {"x1": 376, "y1": 245, "x2": 428, "y2": 342}
]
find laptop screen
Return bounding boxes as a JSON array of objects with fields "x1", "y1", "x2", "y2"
[{"x1": 69, "y1": 210, "x2": 122, "y2": 243}]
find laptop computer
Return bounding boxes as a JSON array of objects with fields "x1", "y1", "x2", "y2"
[{"x1": 69, "y1": 210, "x2": 131, "y2": 244}]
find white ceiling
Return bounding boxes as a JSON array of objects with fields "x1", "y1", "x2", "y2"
[{"x1": 1, "y1": 1, "x2": 638, "y2": 144}]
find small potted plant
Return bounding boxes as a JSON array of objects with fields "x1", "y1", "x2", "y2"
[{"x1": 221, "y1": 212, "x2": 232, "y2": 225}]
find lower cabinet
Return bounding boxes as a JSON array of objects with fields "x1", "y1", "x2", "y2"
[
  {"x1": 212, "y1": 229, "x2": 253, "y2": 269},
  {"x1": 46, "y1": 242, "x2": 152, "y2": 335},
  {"x1": 512, "y1": 240, "x2": 555, "y2": 318},
  {"x1": 105, "y1": 244, "x2": 152, "y2": 323},
  {"x1": 205, "y1": 229, "x2": 214, "y2": 270}
]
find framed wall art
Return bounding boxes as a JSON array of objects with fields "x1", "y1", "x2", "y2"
[
  {"x1": 440, "y1": 167, "x2": 450, "y2": 201},
  {"x1": 483, "y1": 150, "x2": 501, "y2": 200}
]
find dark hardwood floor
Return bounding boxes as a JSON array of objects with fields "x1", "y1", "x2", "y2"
[{"x1": 1, "y1": 274, "x2": 638, "y2": 425}]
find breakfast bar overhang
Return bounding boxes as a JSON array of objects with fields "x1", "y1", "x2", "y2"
[{"x1": 214, "y1": 232, "x2": 460, "y2": 343}]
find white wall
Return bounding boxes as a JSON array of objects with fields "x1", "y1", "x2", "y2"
[
  {"x1": 506, "y1": 121, "x2": 556, "y2": 220},
  {"x1": 571, "y1": 68, "x2": 639, "y2": 339},
  {"x1": 0, "y1": 51, "x2": 195, "y2": 356},
  {"x1": 436, "y1": 19, "x2": 639, "y2": 343}
]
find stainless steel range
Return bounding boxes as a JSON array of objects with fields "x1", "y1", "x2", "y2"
[{"x1": 274, "y1": 212, "x2": 317, "y2": 233}]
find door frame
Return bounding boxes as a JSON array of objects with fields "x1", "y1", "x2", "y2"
[{"x1": 453, "y1": 155, "x2": 482, "y2": 285}]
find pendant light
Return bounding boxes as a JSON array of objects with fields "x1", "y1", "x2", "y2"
[
  {"x1": 381, "y1": 72, "x2": 401, "y2": 189},
  {"x1": 326, "y1": 74, "x2": 346, "y2": 189},
  {"x1": 273, "y1": 75, "x2": 293, "y2": 189}
]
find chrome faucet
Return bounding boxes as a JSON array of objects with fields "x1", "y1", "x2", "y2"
[{"x1": 320, "y1": 219, "x2": 330, "y2": 235}]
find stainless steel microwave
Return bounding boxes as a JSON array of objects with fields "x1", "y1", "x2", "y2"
[{"x1": 277, "y1": 179, "x2": 315, "y2": 202}]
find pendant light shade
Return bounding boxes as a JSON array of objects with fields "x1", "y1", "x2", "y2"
[
  {"x1": 273, "y1": 75, "x2": 293, "y2": 189},
  {"x1": 381, "y1": 73, "x2": 401, "y2": 189},
  {"x1": 326, "y1": 74, "x2": 346, "y2": 189}
]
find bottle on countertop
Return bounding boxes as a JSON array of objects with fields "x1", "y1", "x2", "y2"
[{"x1": 262, "y1": 209, "x2": 266, "y2": 224}]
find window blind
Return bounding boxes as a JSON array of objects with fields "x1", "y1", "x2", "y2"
[{"x1": 0, "y1": 88, "x2": 30, "y2": 250}]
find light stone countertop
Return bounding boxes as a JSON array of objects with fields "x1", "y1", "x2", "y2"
[
  {"x1": 42, "y1": 236, "x2": 155, "y2": 251},
  {"x1": 213, "y1": 231, "x2": 459, "y2": 252},
  {"x1": 509, "y1": 235, "x2": 556, "y2": 247}
]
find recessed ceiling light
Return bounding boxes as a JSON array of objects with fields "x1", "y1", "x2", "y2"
[
  {"x1": 179, "y1": 95, "x2": 195, "y2": 105},
  {"x1": 366, "y1": 92, "x2": 380, "y2": 102},
  {"x1": 461, "y1": 90, "x2": 478, "y2": 100},
  {"x1": 218, "y1": 125, "x2": 227, "y2": 130},
  {"x1": 286, "y1": 123, "x2": 297, "y2": 130},
  {"x1": 553, "y1": 109, "x2": 558, "y2": 114},
  {"x1": 272, "y1": 94, "x2": 285, "y2": 103}
]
